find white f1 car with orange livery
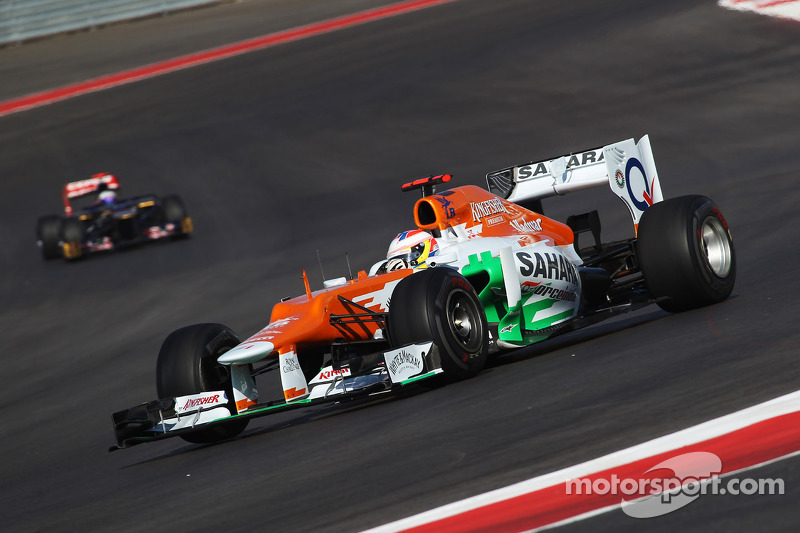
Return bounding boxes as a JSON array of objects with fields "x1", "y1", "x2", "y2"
[{"x1": 111, "y1": 135, "x2": 735, "y2": 450}]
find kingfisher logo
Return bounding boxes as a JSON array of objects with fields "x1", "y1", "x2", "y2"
[
  {"x1": 471, "y1": 198, "x2": 508, "y2": 222},
  {"x1": 180, "y1": 394, "x2": 222, "y2": 411}
]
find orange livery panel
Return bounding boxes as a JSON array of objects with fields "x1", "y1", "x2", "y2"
[
  {"x1": 414, "y1": 185, "x2": 574, "y2": 247},
  {"x1": 238, "y1": 268, "x2": 413, "y2": 359}
]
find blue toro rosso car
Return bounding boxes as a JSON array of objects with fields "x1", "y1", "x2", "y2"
[{"x1": 35, "y1": 173, "x2": 192, "y2": 261}]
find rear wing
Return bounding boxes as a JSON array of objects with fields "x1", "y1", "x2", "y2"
[
  {"x1": 62, "y1": 173, "x2": 120, "y2": 216},
  {"x1": 486, "y1": 135, "x2": 663, "y2": 229}
]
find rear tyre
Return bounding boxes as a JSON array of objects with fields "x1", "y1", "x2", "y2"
[
  {"x1": 60, "y1": 217, "x2": 85, "y2": 260},
  {"x1": 36, "y1": 215, "x2": 63, "y2": 260},
  {"x1": 161, "y1": 194, "x2": 192, "y2": 238},
  {"x1": 637, "y1": 195, "x2": 736, "y2": 312},
  {"x1": 388, "y1": 268, "x2": 488, "y2": 381},
  {"x1": 156, "y1": 323, "x2": 249, "y2": 444}
]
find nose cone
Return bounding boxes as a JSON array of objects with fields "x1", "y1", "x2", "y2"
[{"x1": 217, "y1": 341, "x2": 275, "y2": 365}]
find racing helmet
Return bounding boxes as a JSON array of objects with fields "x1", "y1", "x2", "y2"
[
  {"x1": 386, "y1": 230, "x2": 439, "y2": 269},
  {"x1": 98, "y1": 189, "x2": 117, "y2": 205}
]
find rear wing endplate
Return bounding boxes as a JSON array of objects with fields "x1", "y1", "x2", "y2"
[{"x1": 486, "y1": 135, "x2": 663, "y2": 228}]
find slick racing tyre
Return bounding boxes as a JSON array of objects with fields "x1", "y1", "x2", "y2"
[
  {"x1": 156, "y1": 323, "x2": 249, "y2": 444},
  {"x1": 388, "y1": 268, "x2": 489, "y2": 381},
  {"x1": 637, "y1": 195, "x2": 736, "y2": 312},
  {"x1": 60, "y1": 217, "x2": 85, "y2": 261},
  {"x1": 36, "y1": 215, "x2": 62, "y2": 260},
  {"x1": 161, "y1": 194, "x2": 192, "y2": 238}
]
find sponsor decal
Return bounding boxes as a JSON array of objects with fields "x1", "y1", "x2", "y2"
[
  {"x1": 315, "y1": 368, "x2": 351, "y2": 381},
  {"x1": 282, "y1": 359, "x2": 302, "y2": 374},
  {"x1": 500, "y1": 323, "x2": 517, "y2": 334},
  {"x1": 451, "y1": 276, "x2": 473, "y2": 291},
  {"x1": 387, "y1": 349, "x2": 423, "y2": 376},
  {"x1": 434, "y1": 195, "x2": 456, "y2": 219},
  {"x1": 88, "y1": 237, "x2": 114, "y2": 252},
  {"x1": 615, "y1": 170, "x2": 625, "y2": 188},
  {"x1": 486, "y1": 214, "x2": 504, "y2": 227},
  {"x1": 174, "y1": 392, "x2": 225, "y2": 413},
  {"x1": 280, "y1": 350, "x2": 309, "y2": 401},
  {"x1": 353, "y1": 278, "x2": 403, "y2": 312},
  {"x1": 267, "y1": 317, "x2": 298, "y2": 330},
  {"x1": 450, "y1": 222, "x2": 484, "y2": 239},
  {"x1": 146, "y1": 226, "x2": 169, "y2": 239},
  {"x1": 65, "y1": 175, "x2": 119, "y2": 198},
  {"x1": 65, "y1": 176, "x2": 110, "y2": 191},
  {"x1": 466, "y1": 224, "x2": 483, "y2": 239},
  {"x1": 510, "y1": 217, "x2": 543, "y2": 233},
  {"x1": 471, "y1": 198, "x2": 508, "y2": 222},
  {"x1": 516, "y1": 251, "x2": 579, "y2": 285},
  {"x1": 182, "y1": 394, "x2": 221, "y2": 410},
  {"x1": 531, "y1": 284, "x2": 577, "y2": 302},
  {"x1": 384, "y1": 343, "x2": 430, "y2": 382},
  {"x1": 247, "y1": 316, "x2": 299, "y2": 343},
  {"x1": 712, "y1": 206, "x2": 729, "y2": 230},
  {"x1": 516, "y1": 149, "x2": 604, "y2": 180},
  {"x1": 521, "y1": 281, "x2": 541, "y2": 292},
  {"x1": 625, "y1": 157, "x2": 656, "y2": 211}
]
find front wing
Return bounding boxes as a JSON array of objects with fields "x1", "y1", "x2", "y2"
[{"x1": 110, "y1": 342, "x2": 440, "y2": 450}]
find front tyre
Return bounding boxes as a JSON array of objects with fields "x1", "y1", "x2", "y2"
[
  {"x1": 156, "y1": 323, "x2": 249, "y2": 444},
  {"x1": 637, "y1": 195, "x2": 736, "y2": 312},
  {"x1": 388, "y1": 268, "x2": 489, "y2": 381},
  {"x1": 60, "y1": 217, "x2": 85, "y2": 260},
  {"x1": 36, "y1": 215, "x2": 63, "y2": 260},
  {"x1": 161, "y1": 194, "x2": 192, "y2": 238}
]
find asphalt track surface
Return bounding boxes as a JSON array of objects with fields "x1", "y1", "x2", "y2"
[{"x1": 1, "y1": 0, "x2": 799, "y2": 531}]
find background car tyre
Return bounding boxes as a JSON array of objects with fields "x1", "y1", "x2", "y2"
[
  {"x1": 36, "y1": 215, "x2": 63, "y2": 260},
  {"x1": 161, "y1": 194, "x2": 192, "y2": 238},
  {"x1": 388, "y1": 268, "x2": 489, "y2": 381},
  {"x1": 156, "y1": 323, "x2": 249, "y2": 444},
  {"x1": 60, "y1": 217, "x2": 85, "y2": 260},
  {"x1": 637, "y1": 195, "x2": 736, "y2": 312}
]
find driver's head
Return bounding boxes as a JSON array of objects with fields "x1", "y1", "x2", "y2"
[
  {"x1": 98, "y1": 189, "x2": 117, "y2": 205},
  {"x1": 386, "y1": 230, "x2": 438, "y2": 269}
]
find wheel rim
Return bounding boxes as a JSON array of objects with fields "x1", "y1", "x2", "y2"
[
  {"x1": 447, "y1": 290, "x2": 482, "y2": 351},
  {"x1": 701, "y1": 217, "x2": 732, "y2": 278}
]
